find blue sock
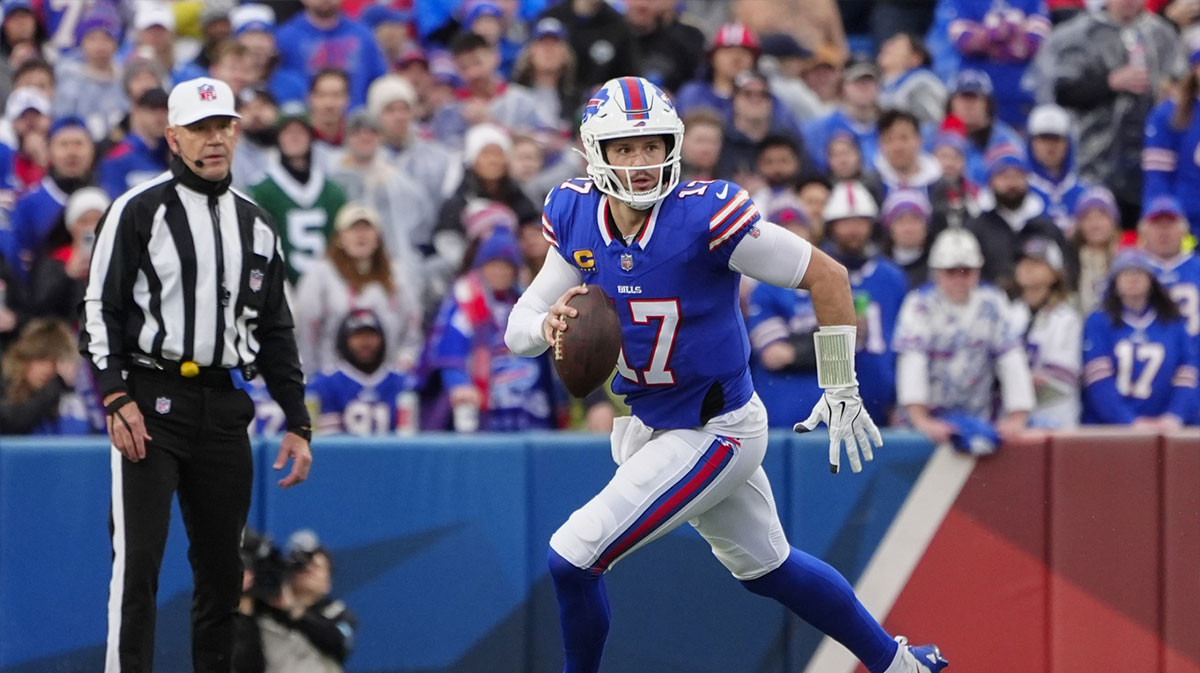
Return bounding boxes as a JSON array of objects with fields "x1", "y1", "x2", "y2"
[
  {"x1": 548, "y1": 547, "x2": 611, "y2": 673},
  {"x1": 742, "y1": 547, "x2": 898, "y2": 673}
]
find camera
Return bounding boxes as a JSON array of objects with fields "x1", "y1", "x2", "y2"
[{"x1": 240, "y1": 529, "x2": 305, "y2": 602}]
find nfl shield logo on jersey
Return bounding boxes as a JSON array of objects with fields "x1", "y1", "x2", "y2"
[
  {"x1": 621, "y1": 253, "x2": 634, "y2": 271},
  {"x1": 155, "y1": 396, "x2": 172, "y2": 414},
  {"x1": 249, "y1": 269, "x2": 264, "y2": 292},
  {"x1": 197, "y1": 83, "x2": 216, "y2": 101}
]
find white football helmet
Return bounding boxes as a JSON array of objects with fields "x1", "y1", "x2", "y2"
[
  {"x1": 579, "y1": 76, "x2": 684, "y2": 210},
  {"x1": 928, "y1": 228, "x2": 984, "y2": 269}
]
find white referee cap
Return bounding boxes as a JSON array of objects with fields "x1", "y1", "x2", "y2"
[{"x1": 168, "y1": 77, "x2": 241, "y2": 127}]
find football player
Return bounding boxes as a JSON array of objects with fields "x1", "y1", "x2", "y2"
[{"x1": 505, "y1": 76, "x2": 946, "y2": 673}]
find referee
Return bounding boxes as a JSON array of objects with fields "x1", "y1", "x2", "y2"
[{"x1": 80, "y1": 77, "x2": 313, "y2": 673}]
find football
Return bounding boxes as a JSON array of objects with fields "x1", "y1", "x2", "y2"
[{"x1": 553, "y1": 285, "x2": 622, "y2": 398}]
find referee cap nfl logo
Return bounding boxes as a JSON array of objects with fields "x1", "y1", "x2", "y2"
[{"x1": 168, "y1": 77, "x2": 240, "y2": 127}]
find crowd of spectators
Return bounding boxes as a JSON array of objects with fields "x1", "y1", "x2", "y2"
[{"x1": 0, "y1": 0, "x2": 1197, "y2": 447}]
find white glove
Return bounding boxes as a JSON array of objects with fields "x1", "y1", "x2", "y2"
[{"x1": 793, "y1": 385, "x2": 883, "y2": 474}]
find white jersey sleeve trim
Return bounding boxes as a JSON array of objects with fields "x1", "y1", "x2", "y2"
[
  {"x1": 727, "y1": 220, "x2": 813, "y2": 288},
  {"x1": 505, "y1": 250, "x2": 584, "y2": 357}
]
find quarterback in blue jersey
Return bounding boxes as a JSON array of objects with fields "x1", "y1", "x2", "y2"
[
  {"x1": 505, "y1": 76, "x2": 946, "y2": 673},
  {"x1": 1082, "y1": 251, "x2": 1198, "y2": 426}
]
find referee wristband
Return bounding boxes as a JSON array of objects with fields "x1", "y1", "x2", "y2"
[{"x1": 105, "y1": 394, "x2": 134, "y2": 415}]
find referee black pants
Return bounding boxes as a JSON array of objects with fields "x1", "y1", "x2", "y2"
[{"x1": 105, "y1": 368, "x2": 255, "y2": 673}]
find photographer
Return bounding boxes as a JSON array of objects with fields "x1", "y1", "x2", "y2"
[{"x1": 234, "y1": 530, "x2": 356, "y2": 673}]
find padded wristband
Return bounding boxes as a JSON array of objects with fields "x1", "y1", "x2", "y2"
[{"x1": 813, "y1": 326, "x2": 858, "y2": 389}]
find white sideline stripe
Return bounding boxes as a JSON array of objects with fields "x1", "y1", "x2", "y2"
[
  {"x1": 105, "y1": 447, "x2": 125, "y2": 673},
  {"x1": 801, "y1": 443, "x2": 975, "y2": 673}
]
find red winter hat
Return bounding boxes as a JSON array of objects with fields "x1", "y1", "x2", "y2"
[{"x1": 711, "y1": 23, "x2": 760, "y2": 54}]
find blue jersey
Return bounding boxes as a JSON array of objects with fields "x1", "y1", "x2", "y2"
[
  {"x1": 308, "y1": 366, "x2": 413, "y2": 436},
  {"x1": 97, "y1": 134, "x2": 168, "y2": 199},
  {"x1": 543, "y1": 177, "x2": 761, "y2": 429},
  {"x1": 1149, "y1": 253, "x2": 1200, "y2": 339},
  {"x1": 1081, "y1": 310, "x2": 1198, "y2": 424},
  {"x1": 274, "y1": 14, "x2": 387, "y2": 107},
  {"x1": 745, "y1": 256, "x2": 906, "y2": 426},
  {"x1": 745, "y1": 285, "x2": 822, "y2": 428},
  {"x1": 802, "y1": 110, "x2": 880, "y2": 173},
  {"x1": 1143, "y1": 101, "x2": 1200, "y2": 233},
  {"x1": 6, "y1": 178, "x2": 67, "y2": 284}
]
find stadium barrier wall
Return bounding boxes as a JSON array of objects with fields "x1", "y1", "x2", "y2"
[{"x1": 0, "y1": 429, "x2": 1196, "y2": 673}]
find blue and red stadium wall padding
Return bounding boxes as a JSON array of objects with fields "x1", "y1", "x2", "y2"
[{"x1": 0, "y1": 429, "x2": 1195, "y2": 673}]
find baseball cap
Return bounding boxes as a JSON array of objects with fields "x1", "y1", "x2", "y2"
[
  {"x1": 1028, "y1": 104, "x2": 1071, "y2": 137},
  {"x1": 985, "y1": 143, "x2": 1028, "y2": 179},
  {"x1": 950, "y1": 69, "x2": 993, "y2": 97},
  {"x1": 345, "y1": 107, "x2": 380, "y2": 133},
  {"x1": 334, "y1": 202, "x2": 382, "y2": 231},
  {"x1": 134, "y1": 2, "x2": 176, "y2": 32},
  {"x1": 136, "y1": 87, "x2": 169, "y2": 110},
  {"x1": 532, "y1": 17, "x2": 567, "y2": 41},
  {"x1": 759, "y1": 33, "x2": 813, "y2": 60},
  {"x1": 823, "y1": 180, "x2": 879, "y2": 223},
  {"x1": 4, "y1": 86, "x2": 50, "y2": 121},
  {"x1": 1141, "y1": 194, "x2": 1185, "y2": 221},
  {"x1": 844, "y1": 54, "x2": 879, "y2": 81},
  {"x1": 881, "y1": 189, "x2": 932, "y2": 227},
  {"x1": 231, "y1": 3, "x2": 274, "y2": 35},
  {"x1": 928, "y1": 228, "x2": 984, "y2": 269},
  {"x1": 1018, "y1": 236, "x2": 1065, "y2": 273},
  {"x1": 168, "y1": 77, "x2": 240, "y2": 127},
  {"x1": 711, "y1": 23, "x2": 760, "y2": 53}
]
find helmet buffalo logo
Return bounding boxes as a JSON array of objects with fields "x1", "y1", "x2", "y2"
[
  {"x1": 582, "y1": 87, "x2": 610, "y2": 124},
  {"x1": 198, "y1": 83, "x2": 217, "y2": 101}
]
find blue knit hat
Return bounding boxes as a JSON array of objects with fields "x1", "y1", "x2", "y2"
[
  {"x1": 474, "y1": 227, "x2": 522, "y2": 269},
  {"x1": 985, "y1": 143, "x2": 1028, "y2": 179},
  {"x1": 75, "y1": 4, "x2": 121, "y2": 46},
  {"x1": 49, "y1": 115, "x2": 89, "y2": 138}
]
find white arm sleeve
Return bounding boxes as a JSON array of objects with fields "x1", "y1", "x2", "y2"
[
  {"x1": 728, "y1": 220, "x2": 813, "y2": 288},
  {"x1": 996, "y1": 347, "x2": 1036, "y2": 414},
  {"x1": 896, "y1": 351, "x2": 931, "y2": 407},
  {"x1": 504, "y1": 249, "x2": 584, "y2": 357}
]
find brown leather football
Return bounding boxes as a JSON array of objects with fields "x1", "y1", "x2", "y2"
[{"x1": 553, "y1": 285, "x2": 622, "y2": 398}]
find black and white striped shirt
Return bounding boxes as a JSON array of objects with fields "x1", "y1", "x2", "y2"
[{"x1": 81, "y1": 159, "x2": 309, "y2": 427}]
